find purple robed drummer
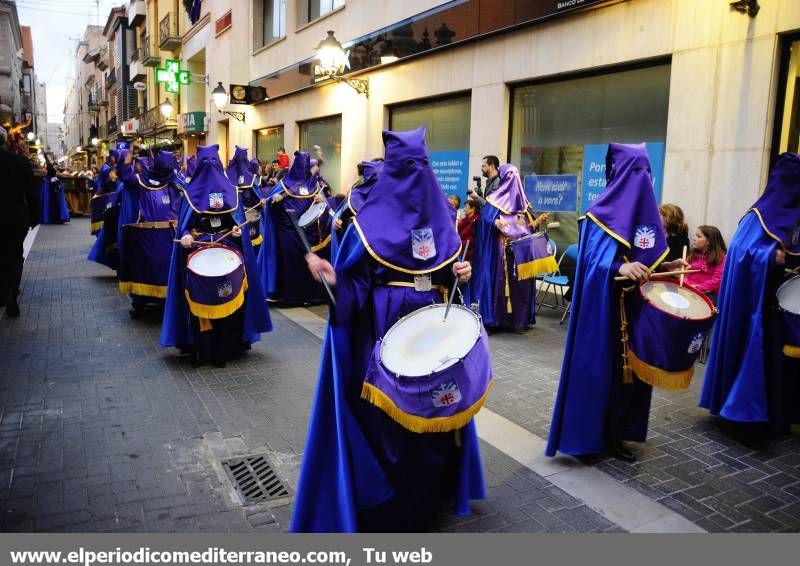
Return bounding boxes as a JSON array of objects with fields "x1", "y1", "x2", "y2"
[
  {"x1": 264, "y1": 151, "x2": 332, "y2": 305},
  {"x1": 292, "y1": 127, "x2": 487, "y2": 533}
]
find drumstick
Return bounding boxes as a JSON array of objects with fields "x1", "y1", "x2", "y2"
[
  {"x1": 287, "y1": 211, "x2": 337, "y2": 307},
  {"x1": 786, "y1": 265, "x2": 800, "y2": 275},
  {"x1": 173, "y1": 218, "x2": 256, "y2": 246},
  {"x1": 443, "y1": 241, "x2": 470, "y2": 322},
  {"x1": 679, "y1": 245, "x2": 688, "y2": 287},
  {"x1": 614, "y1": 269, "x2": 700, "y2": 282}
]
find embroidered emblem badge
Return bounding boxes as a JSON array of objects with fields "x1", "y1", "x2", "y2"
[
  {"x1": 209, "y1": 192, "x2": 224, "y2": 209},
  {"x1": 411, "y1": 227, "x2": 436, "y2": 260},
  {"x1": 431, "y1": 380, "x2": 462, "y2": 408},
  {"x1": 688, "y1": 333, "x2": 705, "y2": 354},
  {"x1": 217, "y1": 281, "x2": 233, "y2": 298},
  {"x1": 634, "y1": 225, "x2": 656, "y2": 249}
]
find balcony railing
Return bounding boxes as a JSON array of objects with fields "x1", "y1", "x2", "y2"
[
  {"x1": 137, "y1": 104, "x2": 177, "y2": 133},
  {"x1": 87, "y1": 96, "x2": 100, "y2": 112},
  {"x1": 130, "y1": 47, "x2": 140, "y2": 62},
  {"x1": 141, "y1": 37, "x2": 160, "y2": 67},
  {"x1": 159, "y1": 12, "x2": 181, "y2": 50},
  {"x1": 107, "y1": 116, "x2": 118, "y2": 134},
  {"x1": 105, "y1": 69, "x2": 116, "y2": 89}
]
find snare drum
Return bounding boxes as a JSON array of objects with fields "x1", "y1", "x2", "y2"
[
  {"x1": 626, "y1": 276, "x2": 716, "y2": 390},
  {"x1": 298, "y1": 201, "x2": 328, "y2": 228},
  {"x1": 118, "y1": 222, "x2": 175, "y2": 298},
  {"x1": 362, "y1": 304, "x2": 493, "y2": 433},
  {"x1": 185, "y1": 245, "x2": 247, "y2": 319},
  {"x1": 508, "y1": 233, "x2": 558, "y2": 281},
  {"x1": 777, "y1": 276, "x2": 800, "y2": 359},
  {"x1": 90, "y1": 192, "x2": 118, "y2": 234}
]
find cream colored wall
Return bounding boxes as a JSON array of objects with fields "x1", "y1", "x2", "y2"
[{"x1": 203, "y1": 0, "x2": 800, "y2": 241}]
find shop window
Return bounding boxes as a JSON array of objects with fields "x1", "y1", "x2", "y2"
[
  {"x1": 255, "y1": 125, "x2": 285, "y2": 166},
  {"x1": 390, "y1": 95, "x2": 471, "y2": 203},
  {"x1": 254, "y1": 0, "x2": 286, "y2": 49},
  {"x1": 308, "y1": 0, "x2": 344, "y2": 23},
  {"x1": 775, "y1": 37, "x2": 800, "y2": 158},
  {"x1": 299, "y1": 115, "x2": 342, "y2": 191},
  {"x1": 509, "y1": 63, "x2": 671, "y2": 249}
]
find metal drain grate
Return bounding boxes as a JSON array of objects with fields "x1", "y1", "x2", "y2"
[{"x1": 222, "y1": 454, "x2": 290, "y2": 504}]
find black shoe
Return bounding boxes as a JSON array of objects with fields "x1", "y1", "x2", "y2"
[
  {"x1": 214, "y1": 360, "x2": 227, "y2": 368},
  {"x1": 129, "y1": 308, "x2": 144, "y2": 319},
  {"x1": 190, "y1": 355, "x2": 203, "y2": 368},
  {"x1": 5, "y1": 298, "x2": 20, "y2": 318},
  {"x1": 607, "y1": 439, "x2": 637, "y2": 463}
]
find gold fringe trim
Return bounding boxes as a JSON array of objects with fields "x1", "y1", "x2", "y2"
[
  {"x1": 360, "y1": 380, "x2": 493, "y2": 434},
  {"x1": 628, "y1": 349, "x2": 694, "y2": 391},
  {"x1": 310, "y1": 234, "x2": 332, "y2": 253},
  {"x1": 118, "y1": 281, "x2": 168, "y2": 298},
  {"x1": 91, "y1": 220, "x2": 104, "y2": 232},
  {"x1": 783, "y1": 344, "x2": 800, "y2": 359},
  {"x1": 184, "y1": 277, "x2": 248, "y2": 320},
  {"x1": 251, "y1": 234, "x2": 263, "y2": 247},
  {"x1": 199, "y1": 317, "x2": 212, "y2": 332},
  {"x1": 516, "y1": 255, "x2": 559, "y2": 281}
]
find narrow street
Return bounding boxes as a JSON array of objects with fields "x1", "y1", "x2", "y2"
[{"x1": 2, "y1": 219, "x2": 800, "y2": 533}]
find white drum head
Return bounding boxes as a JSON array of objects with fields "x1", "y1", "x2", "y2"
[
  {"x1": 778, "y1": 276, "x2": 800, "y2": 315},
  {"x1": 380, "y1": 304, "x2": 481, "y2": 377},
  {"x1": 188, "y1": 247, "x2": 242, "y2": 277},
  {"x1": 641, "y1": 279, "x2": 713, "y2": 319},
  {"x1": 298, "y1": 202, "x2": 327, "y2": 228}
]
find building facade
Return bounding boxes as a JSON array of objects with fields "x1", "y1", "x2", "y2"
[{"x1": 0, "y1": 0, "x2": 23, "y2": 126}]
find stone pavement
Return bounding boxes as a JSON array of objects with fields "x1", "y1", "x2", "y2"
[
  {"x1": 0, "y1": 219, "x2": 618, "y2": 533},
  {"x1": 1, "y1": 219, "x2": 799, "y2": 533}
]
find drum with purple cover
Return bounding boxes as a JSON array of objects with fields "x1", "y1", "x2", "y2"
[
  {"x1": 626, "y1": 276, "x2": 716, "y2": 391},
  {"x1": 777, "y1": 275, "x2": 800, "y2": 359},
  {"x1": 118, "y1": 221, "x2": 175, "y2": 299},
  {"x1": 507, "y1": 233, "x2": 558, "y2": 281},
  {"x1": 184, "y1": 245, "x2": 247, "y2": 319},
  {"x1": 90, "y1": 192, "x2": 118, "y2": 234},
  {"x1": 361, "y1": 304, "x2": 493, "y2": 434}
]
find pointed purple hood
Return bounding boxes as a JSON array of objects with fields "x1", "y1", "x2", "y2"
[
  {"x1": 348, "y1": 160, "x2": 383, "y2": 214},
  {"x1": 281, "y1": 151, "x2": 317, "y2": 196},
  {"x1": 487, "y1": 163, "x2": 531, "y2": 214},
  {"x1": 185, "y1": 144, "x2": 238, "y2": 214},
  {"x1": 750, "y1": 152, "x2": 800, "y2": 255},
  {"x1": 353, "y1": 127, "x2": 460, "y2": 273},
  {"x1": 585, "y1": 143, "x2": 668, "y2": 269},
  {"x1": 226, "y1": 146, "x2": 256, "y2": 187}
]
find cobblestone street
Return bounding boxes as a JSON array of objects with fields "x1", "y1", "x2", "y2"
[{"x1": 2, "y1": 220, "x2": 800, "y2": 533}]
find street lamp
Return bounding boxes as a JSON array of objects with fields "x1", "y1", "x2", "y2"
[
  {"x1": 91, "y1": 137, "x2": 98, "y2": 146},
  {"x1": 314, "y1": 31, "x2": 368, "y2": 97},
  {"x1": 26, "y1": 131, "x2": 35, "y2": 141},
  {"x1": 35, "y1": 138, "x2": 41, "y2": 146},
  {"x1": 211, "y1": 82, "x2": 245, "y2": 123},
  {"x1": 160, "y1": 99, "x2": 174, "y2": 118}
]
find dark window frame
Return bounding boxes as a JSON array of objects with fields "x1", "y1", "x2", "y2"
[{"x1": 771, "y1": 31, "x2": 800, "y2": 166}]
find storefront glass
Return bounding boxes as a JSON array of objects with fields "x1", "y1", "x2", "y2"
[
  {"x1": 299, "y1": 115, "x2": 342, "y2": 191},
  {"x1": 776, "y1": 38, "x2": 800, "y2": 157},
  {"x1": 509, "y1": 64, "x2": 671, "y2": 248},
  {"x1": 390, "y1": 95, "x2": 471, "y2": 203},
  {"x1": 255, "y1": 125, "x2": 285, "y2": 167}
]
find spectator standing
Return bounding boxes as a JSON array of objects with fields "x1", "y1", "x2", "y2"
[
  {"x1": 468, "y1": 155, "x2": 500, "y2": 206},
  {"x1": 659, "y1": 203, "x2": 690, "y2": 261},
  {"x1": 684, "y1": 225, "x2": 727, "y2": 303},
  {"x1": 458, "y1": 199, "x2": 480, "y2": 262}
]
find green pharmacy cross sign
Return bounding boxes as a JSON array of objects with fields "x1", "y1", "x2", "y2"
[{"x1": 156, "y1": 59, "x2": 190, "y2": 94}]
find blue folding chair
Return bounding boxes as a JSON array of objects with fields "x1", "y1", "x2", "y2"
[{"x1": 535, "y1": 243, "x2": 579, "y2": 324}]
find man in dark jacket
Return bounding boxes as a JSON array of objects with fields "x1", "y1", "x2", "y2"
[{"x1": 0, "y1": 126, "x2": 39, "y2": 318}]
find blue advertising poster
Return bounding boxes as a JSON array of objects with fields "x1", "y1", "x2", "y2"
[
  {"x1": 579, "y1": 142, "x2": 665, "y2": 213},
  {"x1": 524, "y1": 174, "x2": 578, "y2": 212},
  {"x1": 429, "y1": 150, "x2": 469, "y2": 204}
]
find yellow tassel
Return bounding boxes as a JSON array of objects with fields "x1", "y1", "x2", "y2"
[
  {"x1": 251, "y1": 234, "x2": 263, "y2": 247},
  {"x1": 91, "y1": 220, "x2": 104, "y2": 232},
  {"x1": 628, "y1": 349, "x2": 694, "y2": 391},
  {"x1": 199, "y1": 318, "x2": 212, "y2": 332},
  {"x1": 184, "y1": 277, "x2": 248, "y2": 320},
  {"x1": 118, "y1": 281, "x2": 168, "y2": 298},
  {"x1": 516, "y1": 256, "x2": 559, "y2": 281},
  {"x1": 502, "y1": 236, "x2": 512, "y2": 313},
  {"x1": 783, "y1": 344, "x2": 800, "y2": 359},
  {"x1": 360, "y1": 381, "x2": 493, "y2": 434}
]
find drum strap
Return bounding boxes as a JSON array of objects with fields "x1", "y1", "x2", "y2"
[
  {"x1": 385, "y1": 281, "x2": 449, "y2": 303},
  {"x1": 619, "y1": 286, "x2": 634, "y2": 385}
]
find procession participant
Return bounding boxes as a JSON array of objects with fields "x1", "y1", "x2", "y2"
[
  {"x1": 263, "y1": 151, "x2": 331, "y2": 305},
  {"x1": 700, "y1": 153, "x2": 800, "y2": 439},
  {"x1": 291, "y1": 127, "x2": 487, "y2": 533},
  {"x1": 546, "y1": 143, "x2": 686, "y2": 462},
  {"x1": 39, "y1": 163, "x2": 70, "y2": 225},
  {"x1": 471, "y1": 164, "x2": 552, "y2": 333},
  {"x1": 160, "y1": 144, "x2": 272, "y2": 368},
  {"x1": 87, "y1": 150, "x2": 128, "y2": 270},
  {"x1": 89, "y1": 150, "x2": 119, "y2": 235},
  {"x1": 117, "y1": 150, "x2": 184, "y2": 317},
  {"x1": 330, "y1": 159, "x2": 383, "y2": 262},
  {"x1": 184, "y1": 155, "x2": 197, "y2": 183}
]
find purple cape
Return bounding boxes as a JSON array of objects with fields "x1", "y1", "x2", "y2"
[
  {"x1": 347, "y1": 160, "x2": 383, "y2": 213},
  {"x1": 249, "y1": 158, "x2": 260, "y2": 175},
  {"x1": 139, "y1": 151, "x2": 177, "y2": 186},
  {"x1": 185, "y1": 144, "x2": 238, "y2": 214},
  {"x1": 585, "y1": 143, "x2": 668, "y2": 269},
  {"x1": 353, "y1": 127, "x2": 460, "y2": 273},
  {"x1": 750, "y1": 152, "x2": 800, "y2": 255},
  {"x1": 186, "y1": 155, "x2": 197, "y2": 178},
  {"x1": 487, "y1": 163, "x2": 531, "y2": 215}
]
